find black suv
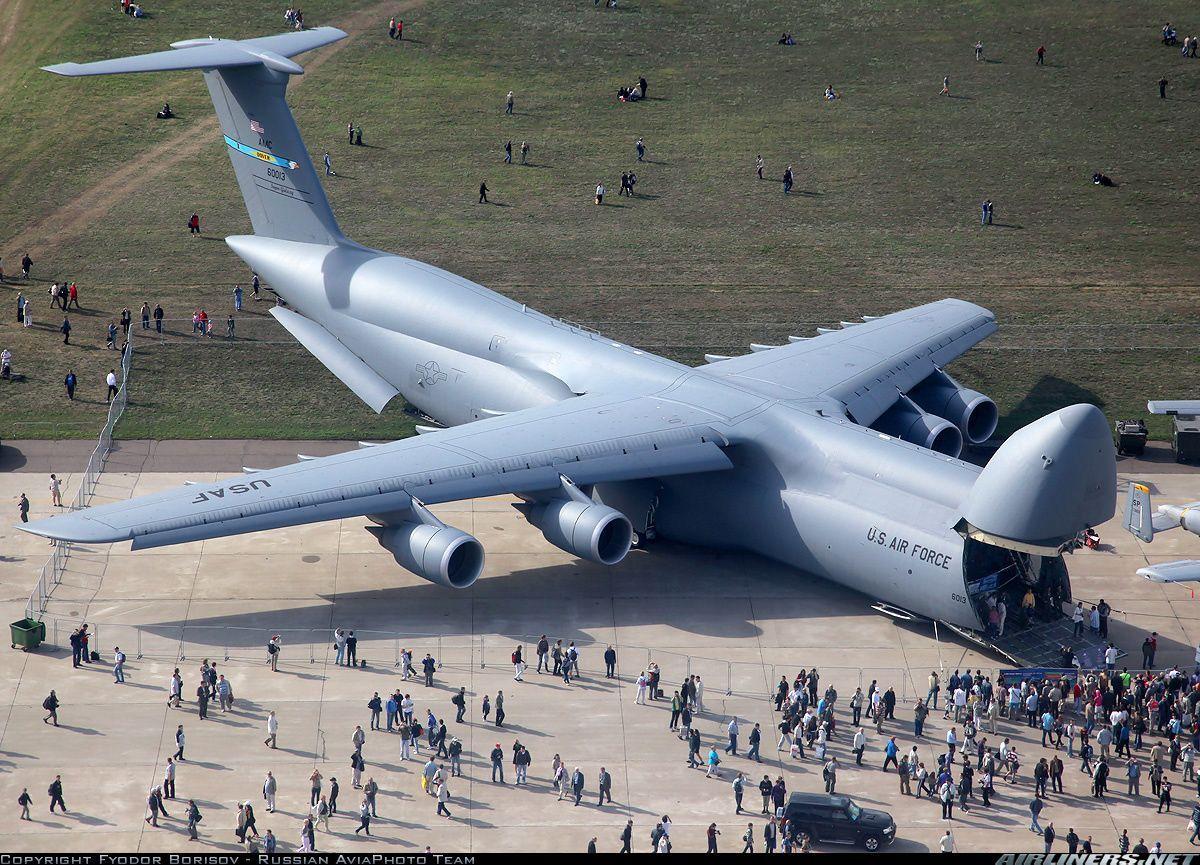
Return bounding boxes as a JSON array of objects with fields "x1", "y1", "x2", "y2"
[{"x1": 784, "y1": 792, "x2": 896, "y2": 850}]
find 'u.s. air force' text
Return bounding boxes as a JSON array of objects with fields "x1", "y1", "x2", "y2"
[{"x1": 866, "y1": 526, "x2": 953, "y2": 570}]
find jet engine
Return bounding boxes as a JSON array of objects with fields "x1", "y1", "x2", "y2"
[
  {"x1": 907, "y1": 369, "x2": 998, "y2": 444},
  {"x1": 369, "y1": 521, "x2": 484, "y2": 588},
  {"x1": 526, "y1": 498, "x2": 634, "y2": 565},
  {"x1": 873, "y1": 396, "x2": 963, "y2": 458}
]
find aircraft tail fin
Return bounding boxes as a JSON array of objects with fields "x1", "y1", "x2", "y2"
[
  {"x1": 1124, "y1": 482, "x2": 1155, "y2": 542},
  {"x1": 44, "y1": 28, "x2": 347, "y2": 245}
]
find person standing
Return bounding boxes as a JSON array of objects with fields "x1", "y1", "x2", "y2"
[
  {"x1": 346, "y1": 631, "x2": 358, "y2": 667},
  {"x1": 263, "y1": 771, "x2": 277, "y2": 812},
  {"x1": 140, "y1": 302, "x2": 151, "y2": 329},
  {"x1": 188, "y1": 212, "x2": 200, "y2": 234},
  {"x1": 1159, "y1": 77, "x2": 1169, "y2": 99},
  {"x1": 174, "y1": 724, "x2": 186, "y2": 760},
  {"x1": 495, "y1": 690, "x2": 505, "y2": 727},
  {"x1": 520, "y1": 141, "x2": 529, "y2": 164},
  {"x1": 106, "y1": 369, "x2": 119, "y2": 404},
  {"x1": 635, "y1": 137, "x2": 645, "y2": 162},
  {"x1": 491, "y1": 743, "x2": 505, "y2": 783},
  {"x1": 264, "y1": 710, "x2": 278, "y2": 748},
  {"x1": 233, "y1": 284, "x2": 243, "y2": 311},
  {"x1": 60, "y1": 317, "x2": 71, "y2": 345},
  {"x1": 621, "y1": 819, "x2": 634, "y2": 853},
  {"x1": 1036, "y1": 45, "x2": 1045, "y2": 65},
  {"x1": 18, "y1": 492, "x2": 30, "y2": 523},
  {"x1": 733, "y1": 772, "x2": 745, "y2": 813},
  {"x1": 479, "y1": 181, "x2": 489, "y2": 204},
  {"x1": 324, "y1": 152, "x2": 334, "y2": 176},
  {"x1": 783, "y1": 165, "x2": 794, "y2": 194},
  {"x1": 604, "y1": 645, "x2": 616, "y2": 677},
  {"x1": 267, "y1": 634, "x2": 281, "y2": 671},
  {"x1": 598, "y1": 766, "x2": 612, "y2": 805},
  {"x1": 505, "y1": 91, "x2": 514, "y2": 115},
  {"x1": 595, "y1": 182, "x2": 605, "y2": 205},
  {"x1": 755, "y1": 155, "x2": 765, "y2": 180},
  {"x1": 153, "y1": 303, "x2": 164, "y2": 333},
  {"x1": 49, "y1": 474, "x2": 62, "y2": 508},
  {"x1": 707, "y1": 822, "x2": 721, "y2": 853},
  {"x1": 163, "y1": 757, "x2": 176, "y2": 799}
]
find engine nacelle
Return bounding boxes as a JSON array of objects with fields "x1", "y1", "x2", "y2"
[
  {"x1": 370, "y1": 522, "x2": 484, "y2": 588},
  {"x1": 527, "y1": 499, "x2": 633, "y2": 565},
  {"x1": 874, "y1": 398, "x2": 963, "y2": 458},
  {"x1": 908, "y1": 369, "x2": 998, "y2": 444}
]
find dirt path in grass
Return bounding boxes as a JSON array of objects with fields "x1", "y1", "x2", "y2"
[{"x1": 2, "y1": 0, "x2": 422, "y2": 253}]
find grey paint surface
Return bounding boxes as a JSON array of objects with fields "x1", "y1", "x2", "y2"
[{"x1": 27, "y1": 31, "x2": 1119, "y2": 632}]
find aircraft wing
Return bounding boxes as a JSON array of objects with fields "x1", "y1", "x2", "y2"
[
  {"x1": 1139, "y1": 561, "x2": 1200, "y2": 583},
  {"x1": 18, "y1": 392, "x2": 732, "y2": 549},
  {"x1": 702, "y1": 298, "x2": 996, "y2": 426}
]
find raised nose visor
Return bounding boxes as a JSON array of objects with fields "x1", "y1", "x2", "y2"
[{"x1": 962, "y1": 404, "x2": 1116, "y2": 549}]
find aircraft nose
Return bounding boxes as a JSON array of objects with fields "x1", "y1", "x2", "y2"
[{"x1": 963, "y1": 403, "x2": 1115, "y2": 545}]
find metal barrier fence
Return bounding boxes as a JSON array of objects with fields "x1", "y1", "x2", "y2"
[
  {"x1": 128, "y1": 316, "x2": 1200, "y2": 354},
  {"x1": 25, "y1": 329, "x2": 135, "y2": 620}
]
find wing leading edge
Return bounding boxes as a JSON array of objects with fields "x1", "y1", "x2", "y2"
[
  {"x1": 19, "y1": 393, "x2": 733, "y2": 549},
  {"x1": 702, "y1": 298, "x2": 997, "y2": 427}
]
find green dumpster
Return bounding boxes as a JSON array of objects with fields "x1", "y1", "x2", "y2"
[{"x1": 10, "y1": 618, "x2": 45, "y2": 651}]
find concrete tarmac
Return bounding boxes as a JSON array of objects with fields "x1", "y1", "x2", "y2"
[{"x1": 0, "y1": 440, "x2": 1198, "y2": 852}]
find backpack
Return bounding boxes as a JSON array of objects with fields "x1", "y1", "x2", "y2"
[
  {"x1": 512, "y1": 652, "x2": 519, "y2": 664},
  {"x1": 268, "y1": 642, "x2": 278, "y2": 654},
  {"x1": 42, "y1": 697, "x2": 53, "y2": 710}
]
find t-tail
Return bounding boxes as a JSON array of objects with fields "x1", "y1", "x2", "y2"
[{"x1": 44, "y1": 29, "x2": 347, "y2": 245}]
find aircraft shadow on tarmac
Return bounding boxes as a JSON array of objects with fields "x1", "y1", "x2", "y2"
[{"x1": 132, "y1": 535, "x2": 1190, "y2": 664}]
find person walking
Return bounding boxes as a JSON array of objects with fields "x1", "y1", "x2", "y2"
[
  {"x1": 436, "y1": 777, "x2": 451, "y2": 817},
  {"x1": 598, "y1": 766, "x2": 612, "y2": 805},
  {"x1": 48, "y1": 776, "x2": 65, "y2": 813},
  {"x1": 741, "y1": 822, "x2": 755, "y2": 853},
  {"x1": 42, "y1": 690, "x2": 60, "y2": 726},
  {"x1": 18, "y1": 788, "x2": 31, "y2": 821},
  {"x1": 264, "y1": 710, "x2": 278, "y2": 748},
  {"x1": 173, "y1": 724, "x2": 186, "y2": 760},
  {"x1": 505, "y1": 91, "x2": 514, "y2": 115},
  {"x1": 354, "y1": 797, "x2": 371, "y2": 835},
  {"x1": 324, "y1": 152, "x2": 334, "y2": 176},
  {"x1": 186, "y1": 799, "x2": 202, "y2": 841}
]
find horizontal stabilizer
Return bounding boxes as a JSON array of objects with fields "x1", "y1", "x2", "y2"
[
  {"x1": 1138, "y1": 560, "x2": 1200, "y2": 583},
  {"x1": 270, "y1": 306, "x2": 398, "y2": 413},
  {"x1": 43, "y1": 28, "x2": 346, "y2": 77}
]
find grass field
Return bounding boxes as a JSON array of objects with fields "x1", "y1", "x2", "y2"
[{"x1": 1, "y1": 0, "x2": 1198, "y2": 441}]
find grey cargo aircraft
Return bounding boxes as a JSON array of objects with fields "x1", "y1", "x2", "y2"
[{"x1": 24, "y1": 29, "x2": 1118, "y2": 637}]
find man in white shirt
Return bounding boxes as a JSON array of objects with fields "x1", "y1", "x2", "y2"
[
  {"x1": 264, "y1": 710, "x2": 278, "y2": 749},
  {"x1": 105, "y1": 369, "x2": 118, "y2": 403}
]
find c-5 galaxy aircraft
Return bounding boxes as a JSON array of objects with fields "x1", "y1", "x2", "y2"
[{"x1": 26, "y1": 29, "x2": 1117, "y2": 640}]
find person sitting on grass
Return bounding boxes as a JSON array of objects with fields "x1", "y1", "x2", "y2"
[
  {"x1": 157, "y1": 102, "x2": 174, "y2": 119},
  {"x1": 824, "y1": 84, "x2": 838, "y2": 100},
  {"x1": 1092, "y1": 171, "x2": 1115, "y2": 187}
]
